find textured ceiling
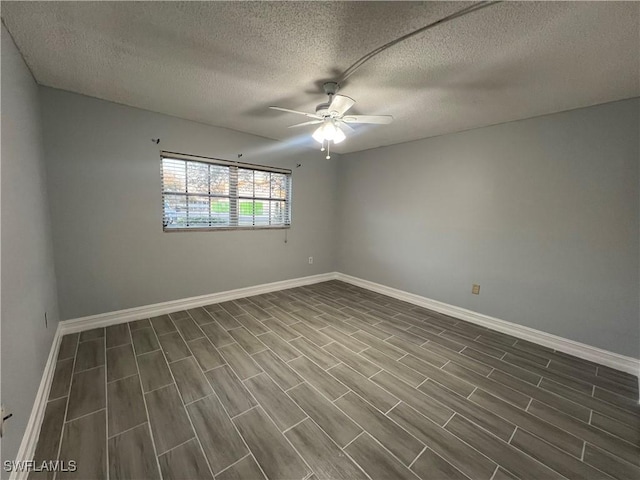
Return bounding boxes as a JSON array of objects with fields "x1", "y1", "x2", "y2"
[{"x1": 2, "y1": 1, "x2": 639, "y2": 154}]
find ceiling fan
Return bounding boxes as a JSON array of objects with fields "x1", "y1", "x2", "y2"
[
  {"x1": 267, "y1": 3, "x2": 500, "y2": 159},
  {"x1": 269, "y1": 82, "x2": 393, "y2": 158}
]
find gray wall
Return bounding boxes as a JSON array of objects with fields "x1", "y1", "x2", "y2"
[
  {"x1": 40, "y1": 87, "x2": 339, "y2": 320},
  {"x1": 338, "y1": 99, "x2": 639, "y2": 358},
  {"x1": 1, "y1": 25, "x2": 60, "y2": 470}
]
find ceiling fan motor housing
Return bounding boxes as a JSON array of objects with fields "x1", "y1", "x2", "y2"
[{"x1": 315, "y1": 102, "x2": 331, "y2": 117}]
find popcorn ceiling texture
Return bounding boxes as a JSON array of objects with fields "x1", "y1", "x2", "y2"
[{"x1": 2, "y1": 1, "x2": 638, "y2": 154}]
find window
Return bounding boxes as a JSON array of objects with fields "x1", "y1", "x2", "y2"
[{"x1": 161, "y1": 151, "x2": 291, "y2": 231}]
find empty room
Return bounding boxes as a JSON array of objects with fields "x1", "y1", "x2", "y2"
[{"x1": 1, "y1": 1, "x2": 638, "y2": 479}]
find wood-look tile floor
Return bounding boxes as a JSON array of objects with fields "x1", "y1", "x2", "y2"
[{"x1": 32, "y1": 281, "x2": 639, "y2": 480}]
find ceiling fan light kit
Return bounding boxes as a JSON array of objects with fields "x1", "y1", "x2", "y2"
[{"x1": 312, "y1": 120, "x2": 345, "y2": 145}]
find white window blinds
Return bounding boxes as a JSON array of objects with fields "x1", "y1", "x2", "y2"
[{"x1": 161, "y1": 151, "x2": 292, "y2": 231}]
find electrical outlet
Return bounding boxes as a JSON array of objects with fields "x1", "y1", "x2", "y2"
[
  {"x1": 472, "y1": 284, "x2": 480, "y2": 295},
  {"x1": 308, "y1": 256, "x2": 313, "y2": 265}
]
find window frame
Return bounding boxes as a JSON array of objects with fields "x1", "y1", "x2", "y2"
[{"x1": 160, "y1": 151, "x2": 292, "y2": 232}]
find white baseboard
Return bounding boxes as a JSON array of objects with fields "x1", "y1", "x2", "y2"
[
  {"x1": 10, "y1": 330, "x2": 63, "y2": 480},
  {"x1": 336, "y1": 273, "x2": 640, "y2": 376},
  {"x1": 13, "y1": 270, "x2": 639, "y2": 477},
  {"x1": 59, "y1": 272, "x2": 337, "y2": 335}
]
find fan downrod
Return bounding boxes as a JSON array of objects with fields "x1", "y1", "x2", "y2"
[{"x1": 316, "y1": 82, "x2": 340, "y2": 116}]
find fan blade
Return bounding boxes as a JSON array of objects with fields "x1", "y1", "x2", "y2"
[
  {"x1": 269, "y1": 106, "x2": 323, "y2": 120},
  {"x1": 329, "y1": 95, "x2": 355, "y2": 116},
  {"x1": 337, "y1": 121, "x2": 355, "y2": 133},
  {"x1": 288, "y1": 120, "x2": 323, "y2": 128},
  {"x1": 342, "y1": 115, "x2": 393, "y2": 124}
]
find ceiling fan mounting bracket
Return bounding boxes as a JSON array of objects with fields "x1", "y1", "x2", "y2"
[{"x1": 322, "y1": 81, "x2": 339, "y2": 96}]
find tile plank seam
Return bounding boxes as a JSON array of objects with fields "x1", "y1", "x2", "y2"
[
  {"x1": 184, "y1": 308, "x2": 284, "y2": 479},
  {"x1": 128, "y1": 320, "x2": 164, "y2": 480},
  {"x1": 50, "y1": 334, "x2": 80, "y2": 480},
  {"x1": 150, "y1": 311, "x2": 217, "y2": 478}
]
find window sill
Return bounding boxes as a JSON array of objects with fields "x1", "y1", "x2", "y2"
[{"x1": 163, "y1": 225, "x2": 291, "y2": 233}]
